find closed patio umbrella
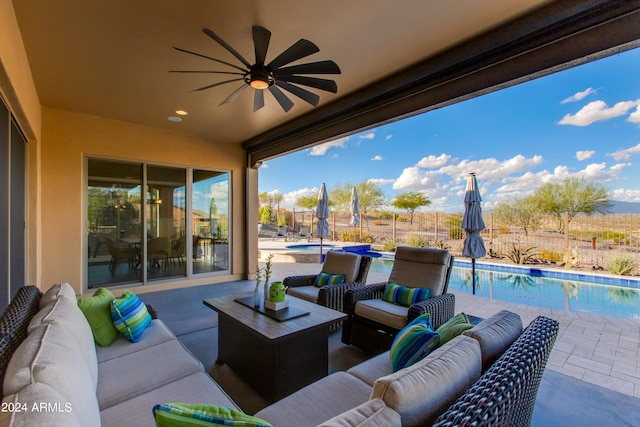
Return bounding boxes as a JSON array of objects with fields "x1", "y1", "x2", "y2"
[
  {"x1": 462, "y1": 173, "x2": 486, "y2": 295},
  {"x1": 316, "y1": 183, "x2": 330, "y2": 258},
  {"x1": 349, "y1": 186, "x2": 360, "y2": 243}
]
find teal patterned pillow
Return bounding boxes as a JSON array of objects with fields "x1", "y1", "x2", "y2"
[
  {"x1": 313, "y1": 271, "x2": 346, "y2": 287},
  {"x1": 153, "y1": 403, "x2": 272, "y2": 427},
  {"x1": 390, "y1": 313, "x2": 440, "y2": 372},
  {"x1": 111, "y1": 290, "x2": 152, "y2": 343},
  {"x1": 382, "y1": 282, "x2": 431, "y2": 307}
]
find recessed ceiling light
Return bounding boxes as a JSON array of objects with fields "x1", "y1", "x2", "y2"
[
  {"x1": 175, "y1": 110, "x2": 188, "y2": 116},
  {"x1": 167, "y1": 116, "x2": 182, "y2": 122}
]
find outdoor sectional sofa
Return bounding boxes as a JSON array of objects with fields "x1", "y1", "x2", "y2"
[{"x1": 0, "y1": 284, "x2": 559, "y2": 426}]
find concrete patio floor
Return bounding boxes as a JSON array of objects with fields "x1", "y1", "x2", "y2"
[{"x1": 258, "y1": 239, "x2": 640, "y2": 398}]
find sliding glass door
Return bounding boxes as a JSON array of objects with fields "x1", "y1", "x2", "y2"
[{"x1": 86, "y1": 159, "x2": 230, "y2": 288}]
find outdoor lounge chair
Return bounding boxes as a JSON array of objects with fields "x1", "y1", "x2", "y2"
[
  {"x1": 285, "y1": 251, "x2": 372, "y2": 330},
  {"x1": 342, "y1": 246, "x2": 454, "y2": 354}
]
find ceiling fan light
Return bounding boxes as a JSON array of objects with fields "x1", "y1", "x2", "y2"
[{"x1": 250, "y1": 78, "x2": 269, "y2": 90}]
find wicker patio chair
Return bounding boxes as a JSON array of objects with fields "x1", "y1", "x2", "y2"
[
  {"x1": 285, "y1": 251, "x2": 372, "y2": 330},
  {"x1": 433, "y1": 315, "x2": 560, "y2": 427},
  {"x1": 342, "y1": 246, "x2": 455, "y2": 354}
]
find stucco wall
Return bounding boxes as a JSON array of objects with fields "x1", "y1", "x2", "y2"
[{"x1": 40, "y1": 108, "x2": 247, "y2": 295}]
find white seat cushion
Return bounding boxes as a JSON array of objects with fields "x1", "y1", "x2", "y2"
[
  {"x1": 319, "y1": 398, "x2": 402, "y2": 427},
  {"x1": 286, "y1": 285, "x2": 320, "y2": 303},
  {"x1": 355, "y1": 299, "x2": 409, "y2": 330},
  {"x1": 347, "y1": 351, "x2": 392, "y2": 387},
  {"x1": 96, "y1": 319, "x2": 176, "y2": 363},
  {"x1": 1, "y1": 383, "x2": 82, "y2": 427}
]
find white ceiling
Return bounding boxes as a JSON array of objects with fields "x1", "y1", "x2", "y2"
[{"x1": 13, "y1": 0, "x2": 550, "y2": 144}]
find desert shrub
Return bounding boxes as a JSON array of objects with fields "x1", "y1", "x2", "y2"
[
  {"x1": 407, "y1": 234, "x2": 428, "y2": 248},
  {"x1": 397, "y1": 215, "x2": 409, "y2": 222},
  {"x1": 433, "y1": 240, "x2": 450, "y2": 250},
  {"x1": 339, "y1": 230, "x2": 374, "y2": 243},
  {"x1": 447, "y1": 214, "x2": 464, "y2": 240},
  {"x1": 498, "y1": 225, "x2": 510, "y2": 234},
  {"x1": 539, "y1": 248, "x2": 563, "y2": 263},
  {"x1": 381, "y1": 240, "x2": 397, "y2": 252},
  {"x1": 502, "y1": 244, "x2": 538, "y2": 265},
  {"x1": 378, "y1": 211, "x2": 395, "y2": 220},
  {"x1": 372, "y1": 220, "x2": 387, "y2": 226},
  {"x1": 606, "y1": 255, "x2": 636, "y2": 276}
]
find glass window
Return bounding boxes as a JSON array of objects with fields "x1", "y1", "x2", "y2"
[
  {"x1": 192, "y1": 170, "x2": 230, "y2": 274},
  {"x1": 146, "y1": 165, "x2": 186, "y2": 281},
  {"x1": 87, "y1": 159, "x2": 142, "y2": 287}
]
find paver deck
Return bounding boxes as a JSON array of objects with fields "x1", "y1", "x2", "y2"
[{"x1": 260, "y1": 240, "x2": 640, "y2": 399}]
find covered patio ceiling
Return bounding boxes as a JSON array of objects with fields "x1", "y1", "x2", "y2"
[{"x1": 11, "y1": 0, "x2": 640, "y2": 166}]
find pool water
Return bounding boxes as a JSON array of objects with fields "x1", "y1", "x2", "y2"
[
  {"x1": 286, "y1": 244, "x2": 336, "y2": 251},
  {"x1": 369, "y1": 257, "x2": 640, "y2": 319}
]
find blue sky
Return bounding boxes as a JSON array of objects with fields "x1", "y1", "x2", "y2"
[{"x1": 259, "y1": 47, "x2": 640, "y2": 213}]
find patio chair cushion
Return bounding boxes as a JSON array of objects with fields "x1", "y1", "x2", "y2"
[
  {"x1": 435, "y1": 312, "x2": 474, "y2": 346},
  {"x1": 382, "y1": 282, "x2": 431, "y2": 307},
  {"x1": 319, "y1": 398, "x2": 401, "y2": 427},
  {"x1": 322, "y1": 251, "x2": 361, "y2": 283},
  {"x1": 462, "y1": 309, "x2": 523, "y2": 371},
  {"x1": 1, "y1": 382, "x2": 81, "y2": 427},
  {"x1": 77, "y1": 287, "x2": 119, "y2": 347},
  {"x1": 389, "y1": 314, "x2": 440, "y2": 372},
  {"x1": 388, "y1": 247, "x2": 451, "y2": 296},
  {"x1": 285, "y1": 286, "x2": 319, "y2": 303},
  {"x1": 314, "y1": 272, "x2": 346, "y2": 287},
  {"x1": 152, "y1": 402, "x2": 272, "y2": 427},
  {"x1": 354, "y1": 299, "x2": 409, "y2": 330},
  {"x1": 110, "y1": 290, "x2": 152, "y2": 343},
  {"x1": 39, "y1": 282, "x2": 77, "y2": 309},
  {"x1": 372, "y1": 335, "x2": 482, "y2": 427}
]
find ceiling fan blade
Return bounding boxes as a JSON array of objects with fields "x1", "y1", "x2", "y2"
[
  {"x1": 275, "y1": 81, "x2": 319, "y2": 106},
  {"x1": 170, "y1": 70, "x2": 245, "y2": 76},
  {"x1": 173, "y1": 47, "x2": 247, "y2": 72},
  {"x1": 203, "y1": 28, "x2": 252, "y2": 68},
  {"x1": 268, "y1": 85, "x2": 294, "y2": 112},
  {"x1": 267, "y1": 39, "x2": 319, "y2": 70},
  {"x1": 220, "y1": 84, "x2": 249, "y2": 105},
  {"x1": 276, "y1": 60, "x2": 341, "y2": 75},
  {"x1": 192, "y1": 78, "x2": 244, "y2": 92},
  {"x1": 253, "y1": 26, "x2": 271, "y2": 66},
  {"x1": 253, "y1": 89, "x2": 265, "y2": 112},
  {"x1": 276, "y1": 75, "x2": 337, "y2": 93}
]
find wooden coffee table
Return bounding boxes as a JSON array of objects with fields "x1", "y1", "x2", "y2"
[{"x1": 203, "y1": 294, "x2": 347, "y2": 402}]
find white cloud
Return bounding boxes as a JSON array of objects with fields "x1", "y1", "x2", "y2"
[
  {"x1": 368, "y1": 178, "x2": 395, "y2": 186},
  {"x1": 439, "y1": 155, "x2": 544, "y2": 181},
  {"x1": 558, "y1": 100, "x2": 639, "y2": 126},
  {"x1": 561, "y1": 87, "x2": 596, "y2": 104},
  {"x1": 371, "y1": 155, "x2": 383, "y2": 161},
  {"x1": 416, "y1": 154, "x2": 451, "y2": 168},
  {"x1": 281, "y1": 187, "x2": 317, "y2": 208},
  {"x1": 575, "y1": 150, "x2": 595, "y2": 161},
  {"x1": 627, "y1": 105, "x2": 640, "y2": 123},
  {"x1": 309, "y1": 137, "x2": 348, "y2": 156},
  {"x1": 607, "y1": 143, "x2": 640, "y2": 161},
  {"x1": 386, "y1": 135, "x2": 393, "y2": 140},
  {"x1": 612, "y1": 188, "x2": 640, "y2": 202},
  {"x1": 359, "y1": 132, "x2": 375, "y2": 140}
]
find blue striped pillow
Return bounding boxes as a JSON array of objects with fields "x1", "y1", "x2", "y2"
[
  {"x1": 390, "y1": 313, "x2": 440, "y2": 372},
  {"x1": 110, "y1": 290, "x2": 152, "y2": 343},
  {"x1": 382, "y1": 282, "x2": 431, "y2": 307},
  {"x1": 313, "y1": 271, "x2": 346, "y2": 287}
]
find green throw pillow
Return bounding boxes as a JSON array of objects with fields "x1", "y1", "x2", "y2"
[
  {"x1": 77, "y1": 287, "x2": 118, "y2": 347},
  {"x1": 389, "y1": 313, "x2": 440, "y2": 372},
  {"x1": 111, "y1": 290, "x2": 152, "y2": 343},
  {"x1": 153, "y1": 403, "x2": 272, "y2": 427},
  {"x1": 382, "y1": 282, "x2": 431, "y2": 307},
  {"x1": 436, "y1": 312, "x2": 474, "y2": 346},
  {"x1": 313, "y1": 271, "x2": 346, "y2": 287}
]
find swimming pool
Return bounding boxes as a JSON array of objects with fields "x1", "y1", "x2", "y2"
[
  {"x1": 368, "y1": 257, "x2": 640, "y2": 319},
  {"x1": 286, "y1": 244, "x2": 337, "y2": 251}
]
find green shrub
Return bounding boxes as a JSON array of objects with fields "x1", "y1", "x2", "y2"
[
  {"x1": 378, "y1": 211, "x2": 395, "y2": 220},
  {"x1": 446, "y1": 214, "x2": 464, "y2": 240},
  {"x1": 381, "y1": 240, "x2": 397, "y2": 252},
  {"x1": 407, "y1": 234, "x2": 428, "y2": 248},
  {"x1": 606, "y1": 255, "x2": 636, "y2": 276},
  {"x1": 502, "y1": 244, "x2": 538, "y2": 265}
]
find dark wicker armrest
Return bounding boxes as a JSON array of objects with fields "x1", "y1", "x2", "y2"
[
  {"x1": 407, "y1": 293, "x2": 455, "y2": 329},
  {"x1": 146, "y1": 304, "x2": 158, "y2": 319},
  {"x1": 283, "y1": 275, "x2": 316, "y2": 288},
  {"x1": 317, "y1": 281, "x2": 364, "y2": 312},
  {"x1": 344, "y1": 282, "x2": 387, "y2": 316}
]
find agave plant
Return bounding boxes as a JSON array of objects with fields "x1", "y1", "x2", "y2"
[{"x1": 503, "y1": 243, "x2": 539, "y2": 265}]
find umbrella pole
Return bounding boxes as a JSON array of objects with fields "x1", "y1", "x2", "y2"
[
  {"x1": 320, "y1": 238, "x2": 323, "y2": 259},
  {"x1": 472, "y1": 259, "x2": 476, "y2": 295}
]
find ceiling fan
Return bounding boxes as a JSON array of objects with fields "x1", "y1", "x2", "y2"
[{"x1": 172, "y1": 26, "x2": 341, "y2": 112}]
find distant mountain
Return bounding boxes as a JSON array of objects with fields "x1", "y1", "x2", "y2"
[{"x1": 609, "y1": 200, "x2": 640, "y2": 214}]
